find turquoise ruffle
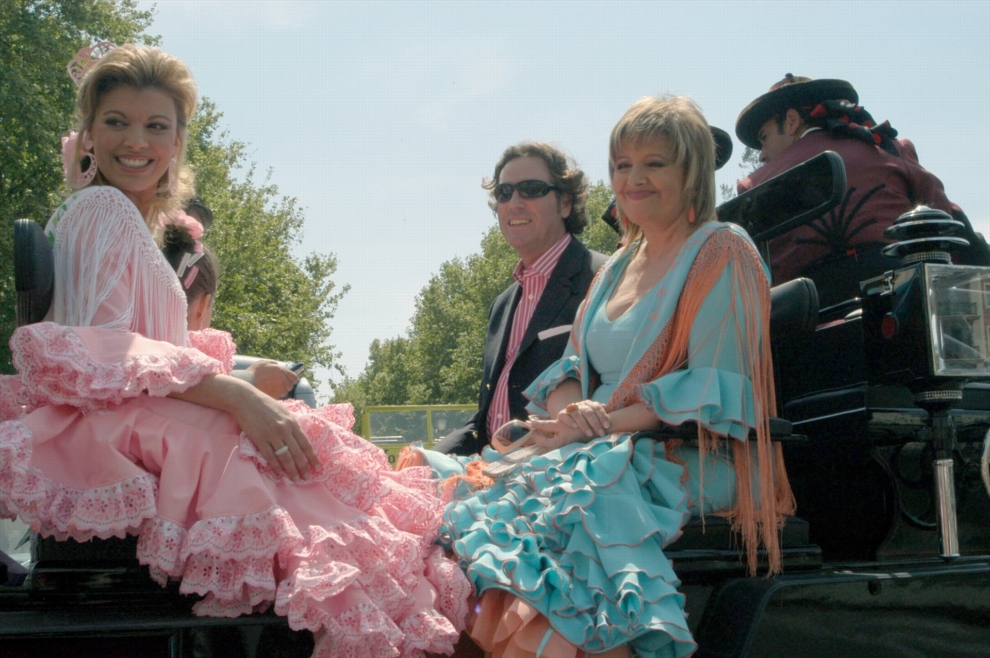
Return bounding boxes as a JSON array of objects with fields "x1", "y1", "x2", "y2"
[
  {"x1": 638, "y1": 366, "x2": 757, "y2": 441},
  {"x1": 524, "y1": 354, "x2": 582, "y2": 414},
  {"x1": 442, "y1": 435, "x2": 699, "y2": 658}
]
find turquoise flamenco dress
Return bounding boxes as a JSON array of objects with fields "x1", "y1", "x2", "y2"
[{"x1": 440, "y1": 222, "x2": 793, "y2": 658}]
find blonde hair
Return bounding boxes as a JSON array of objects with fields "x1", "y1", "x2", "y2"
[
  {"x1": 609, "y1": 96, "x2": 716, "y2": 248},
  {"x1": 72, "y1": 44, "x2": 198, "y2": 231}
]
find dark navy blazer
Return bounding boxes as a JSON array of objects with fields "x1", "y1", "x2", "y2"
[{"x1": 435, "y1": 238, "x2": 607, "y2": 456}]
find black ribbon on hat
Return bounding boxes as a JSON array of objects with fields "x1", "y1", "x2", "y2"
[{"x1": 808, "y1": 99, "x2": 900, "y2": 156}]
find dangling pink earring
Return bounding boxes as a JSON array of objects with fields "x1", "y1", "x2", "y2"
[
  {"x1": 62, "y1": 130, "x2": 97, "y2": 189},
  {"x1": 166, "y1": 157, "x2": 178, "y2": 196},
  {"x1": 687, "y1": 205, "x2": 697, "y2": 225}
]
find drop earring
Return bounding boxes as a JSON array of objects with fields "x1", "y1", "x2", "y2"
[{"x1": 61, "y1": 130, "x2": 97, "y2": 189}]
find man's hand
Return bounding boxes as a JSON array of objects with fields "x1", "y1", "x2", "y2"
[{"x1": 245, "y1": 360, "x2": 299, "y2": 399}]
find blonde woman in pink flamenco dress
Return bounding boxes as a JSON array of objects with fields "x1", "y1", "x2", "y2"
[{"x1": 0, "y1": 43, "x2": 469, "y2": 658}]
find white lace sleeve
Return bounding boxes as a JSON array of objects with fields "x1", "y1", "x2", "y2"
[{"x1": 47, "y1": 187, "x2": 188, "y2": 346}]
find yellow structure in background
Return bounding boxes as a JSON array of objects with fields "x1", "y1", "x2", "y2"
[{"x1": 360, "y1": 404, "x2": 476, "y2": 466}]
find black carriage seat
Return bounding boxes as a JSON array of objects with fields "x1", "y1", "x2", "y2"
[
  {"x1": 769, "y1": 277, "x2": 823, "y2": 413},
  {"x1": 14, "y1": 219, "x2": 53, "y2": 327},
  {"x1": 627, "y1": 279, "x2": 825, "y2": 579},
  {"x1": 631, "y1": 420, "x2": 822, "y2": 581},
  {"x1": 10, "y1": 218, "x2": 146, "y2": 596},
  {"x1": 769, "y1": 277, "x2": 819, "y2": 338}
]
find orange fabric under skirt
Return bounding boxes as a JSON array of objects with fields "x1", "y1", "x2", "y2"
[{"x1": 468, "y1": 589, "x2": 631, "y2": 658}]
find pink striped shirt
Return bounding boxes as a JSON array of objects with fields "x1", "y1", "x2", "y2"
[{"x1": 487, "y1": 233, "x2": 573, "y2": 434}]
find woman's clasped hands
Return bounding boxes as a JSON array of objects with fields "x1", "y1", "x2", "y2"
[{"x1": 529, "y1": 400, "x2": 612, "y2": 449}]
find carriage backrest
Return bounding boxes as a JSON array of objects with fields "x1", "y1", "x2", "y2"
[{"x1": 14, "y1": 218, "x2": 54, "y2": 327}]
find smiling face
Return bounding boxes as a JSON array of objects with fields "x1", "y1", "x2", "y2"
[
  {"x1": 611, "y1": 137, "x2": 688, "y2": 231},
  {"x1": 89, "y1": 85, "x2": 181, "y2": 216},
  {"x1": 495, "y1": 156, "x2": 571, "y2": 266}
]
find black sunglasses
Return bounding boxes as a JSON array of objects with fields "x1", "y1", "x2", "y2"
[{"x1": 493, "y1": 180, "x2": 558, "y2": 203}]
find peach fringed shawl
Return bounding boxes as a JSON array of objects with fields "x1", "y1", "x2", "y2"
[{"x1": 536, "y1": 222, "x2": 795, "y2": 576}]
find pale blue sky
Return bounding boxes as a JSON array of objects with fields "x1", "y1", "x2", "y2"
[{"x1": 138, "y1": 0, "x2": 990, "y2": 397}]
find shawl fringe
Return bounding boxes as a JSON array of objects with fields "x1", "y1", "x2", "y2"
[{"x1": 606, "y1": 228, "x2": 795, "y2": 575}]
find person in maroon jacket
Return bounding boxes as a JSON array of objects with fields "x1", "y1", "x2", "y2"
[{"x1": 735, "y1": 74, "x2": 988, "y2": 307}]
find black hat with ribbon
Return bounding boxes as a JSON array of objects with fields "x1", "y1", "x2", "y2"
[{"x1": 735, "y1": 74, "x2": 858, "y2": 149}]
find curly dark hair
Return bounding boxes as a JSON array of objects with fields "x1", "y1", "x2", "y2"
[{"x1": 483, "y1": 142, "x2": 590, "y2": 234}]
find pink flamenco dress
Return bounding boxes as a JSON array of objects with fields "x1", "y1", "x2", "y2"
[{"x1": 0, "y1": 186, "x2": 471, "y2": 658}]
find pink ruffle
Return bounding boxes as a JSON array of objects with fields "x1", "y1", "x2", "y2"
[
  {"x1": 311, "y1": 402, "x2": 357, "y2": 434},
  {"x1": 0, "y1": 420, "x2": 158, "y2": 538},
  {"x1": 138, "y1": 502, "x2": 465, "y2": 657},
  {"x1": 187, "y1": 328, "x2": 236, "y2": 373},
  {"x1": 310, "y1": 605, "x2": 460, "y2": 658},
  {"x1": 311, "y1": 603, "x2": 405, "y2": 658},
  {"x1": 238, "y1": 407, "x2": 447, "y2": 552},
  {"x1": 0, "y1": 375, "x2": 29, "y2": 421},
  {"x1": 2, "y1": 349, "x2": 469, "y2": 656},
  {"x1": 12, "y1": 323, "x2": 226, "y2": 412},
  {"x1": 424, "y1": 545, "x2": 472, "y2": 634},
  {"x1": 277, "y1": 534, "x2": 462, "y2": 657}
]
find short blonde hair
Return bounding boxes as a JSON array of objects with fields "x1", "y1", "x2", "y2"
[
  {"x1": 609, "y1": 96, "x2": 716, "y2": 247},
  {"x1": 73, "y1": 44, "x2": 198, "y2": 230}
]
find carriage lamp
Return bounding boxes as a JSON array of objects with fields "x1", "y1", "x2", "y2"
[
  {"x1": 861, "y1": 206, "x2": 990, "y2": 559},
  {"x1": 862, "y1": 263, "x2": 990, "y2": 383}
]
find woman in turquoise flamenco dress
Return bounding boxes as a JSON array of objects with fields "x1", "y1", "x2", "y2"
[{"x1": 441, "y1": 96, "x2": 796, "y2": 658}]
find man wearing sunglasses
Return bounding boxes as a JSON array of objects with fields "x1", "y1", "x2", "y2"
[{"x1": 434, "y1": 142, "x2": 607, "y2": 456}]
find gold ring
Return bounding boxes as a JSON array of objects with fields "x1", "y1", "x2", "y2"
[{"x1": 274, "y1": 445, "x2": 290, "y2": 457}]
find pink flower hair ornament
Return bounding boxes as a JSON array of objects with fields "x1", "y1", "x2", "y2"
[
  {"x1": 161, "y1": 209, "x2": 205, "y2": 243},
  {"x1": 66, "y1": 41, "x2": 117, "y2": 88},
  {"x1": 161, "y1": 210, "x2": 207, "y2": 290}
]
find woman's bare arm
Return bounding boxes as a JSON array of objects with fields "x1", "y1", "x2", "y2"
[
  {"x1": 169, "y1": 374, "x2": 319, "y2": 481},
  {"x1": 531, "y1": 400, "x2": 662, "y2": 449}
]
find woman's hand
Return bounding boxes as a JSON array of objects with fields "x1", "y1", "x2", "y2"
[
  {"x1": 529, "y1": 418, "x2": 589, "y2": 449},
  {"x1": 556, "y1": 400, "x2": 611, "y2": 438},
  {"x1": 170, "y1": 374, "x2": 320, "y2": 482},
  {"x1": 245, "y1": 360, "x2": 299, "y2": 399},
  {"x1": 529, "y1": 418, "x2": 587, "y2": 450},
  {"x1": 532, "y1": 402, "x2": 661, "y2": 450},
  {"x1": 230, "y1": 390, "x2": 320, "y2": 482},
  {"x1": 530, "y1": 400, "x2": 611, "y2": 449}
]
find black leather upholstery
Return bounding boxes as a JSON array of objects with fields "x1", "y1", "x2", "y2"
[
  {"x1": 630, "y1": 417, "x2": 798, "y2": 444},
  {"x1": 14, "y1": 218, "x2": 54, "y2": 326},
  {"x1": 770, "y1": 276, "x2": 819, "y2": 338}
]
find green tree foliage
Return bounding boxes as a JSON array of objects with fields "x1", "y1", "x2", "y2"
[
  {"x1": 720, "y1": 146, "x2": 762, "y2": 202},
  {"x1": 186, "y1": 101, "x2": 349, "y2": 390},
  {"x1": 0, "y1": 0, "x2": 153, "y2": 372},
  {"x1": 336, "y1": 180, "x2": 618, "y2": 419},
  {"x1": 1, "y1": 3, "x2": 347, "y2": 390}
]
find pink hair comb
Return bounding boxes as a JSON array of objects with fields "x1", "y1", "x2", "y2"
[{"x1": 66, "y1": 41, "x2": 117, "y2": 88}]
